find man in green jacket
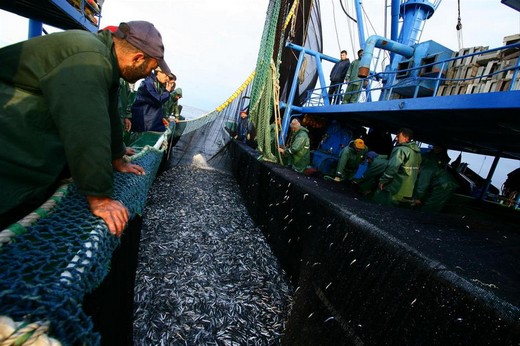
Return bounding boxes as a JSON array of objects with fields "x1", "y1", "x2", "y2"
[
  {"x1": 0, "y1": 21, "x2": 171, "y2": 236},
  {"x1": 165, "y1": 87, "x2": 183, "y2": 120},
  {"x1": 352, "y1": 151, "x2": 389, "y2": 197},
  {"x1": 412, "y1": 144, "x2": 459, "y2": 212},
  {"x1": 329, "y1": 138, "x2": 369, "y2": 182},
  {"x1": 278, "y1": 118, "x2": 310, "y2": 173},
  {"x1": 373, "y1": 128, "x2": 422, "y2": 206},
  {"x1": 342, "y1": 49, "x2": 364, "y2": 104}
]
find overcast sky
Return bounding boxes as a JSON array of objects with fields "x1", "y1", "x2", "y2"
[{"x1": 0, "y1": 0, "x2": 519, "y2": 186}]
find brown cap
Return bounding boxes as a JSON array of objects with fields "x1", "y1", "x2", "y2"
[{"x1": 114, "y1": 21, "x2": 171, "y2": 76}]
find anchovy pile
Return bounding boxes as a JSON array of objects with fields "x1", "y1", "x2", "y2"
[{"x1": 133, "y1": 162, "x2": 294, "y2": 345}]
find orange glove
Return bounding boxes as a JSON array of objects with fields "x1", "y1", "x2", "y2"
[{"x1": 162, "y1": 118, "x2": 169, "y2": 127}]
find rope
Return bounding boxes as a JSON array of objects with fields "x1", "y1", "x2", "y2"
[
  {"x1": 216, "y1": 71, "x2": 256, "y2": 113},
  {"x1": 0, "y1": 181, "x2": 71, "y2": 246},
  {"x1": 0, "y1": 317, "x2": 61, "y2": 346},
  {"x1": 456, "y1": 0, "x2": 463, "y2": 49},
  {"x1": 248, "y1": 0, "x2": 282, "y2": 162},
  {"x1": 271, "y1": 60, "x2": 284, "y2": 164},
  {"x1": 298, "y1": 57, "x2": 308, "y2": 84},
  {"x1": 284, "y1": 0, "x2": 299, "y2": 30}
]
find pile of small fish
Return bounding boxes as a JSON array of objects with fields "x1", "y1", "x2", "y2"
[{"x1": 133, "y1": 162, "x2": 294, "y2": 345}]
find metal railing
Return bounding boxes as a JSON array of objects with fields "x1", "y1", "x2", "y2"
[{"x1": 304, "y1": 42, "x2": 520, "y2": 107}]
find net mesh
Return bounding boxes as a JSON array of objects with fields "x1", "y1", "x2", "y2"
[
  {"x1": 0, "y1": 147, "x2": 163, "y2": 345},
  {"x1": 0, "y1": 1, "x2": 304, "y2": 344}
]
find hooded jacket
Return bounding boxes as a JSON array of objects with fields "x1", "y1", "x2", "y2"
[
  {"x1": 354, "y1": 154, "x2": 389, "y2": 194},
  {"x1": 285, "y1": 126, "x2": 310, "y2": 173},
  {"x1": 378, "y1": 141, "x2": 422, "y2": 201},
  {"x1": 336, "y1": 141, "x2": 369, "y2": 180},
  {"x1": 413, "y1": 149, "x2": 459, "y2": 211},
  {"x1": 164, "y1": 88, "x2": 182, "y2": 118},
  {"x1": 131, "y1": 72, "x2": 171, "y2": 132},
  {"x1": 236, "y1": 115, "x2": 255, "y2": 144}
]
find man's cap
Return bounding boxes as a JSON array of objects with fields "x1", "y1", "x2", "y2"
[
  {"x1": 366, "y1": 151, "x2": 377, "y2": 160},
  {"x1": 114, "y1": 21, "x2": 172, "y2": 76},
  {"x1": 354, "y1": 138, "x2": 365, "y2": 149},
  {"x1": 154, "y1": 66, "x2": 175, "y2": 79},
  {"x1": 174, "y1": 88, "x2": 182, "y2": 97},
  {"x1": 290, "y1": 118, "x2": 301, "y2": 128}
]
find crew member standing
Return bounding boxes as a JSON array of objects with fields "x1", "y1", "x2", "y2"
[
  {"x1": 342, "y1": 49, "x2": 364, "y2": 104},
  {"x1": 328, "y1": 50, "x2": 350, "y2": 105}
]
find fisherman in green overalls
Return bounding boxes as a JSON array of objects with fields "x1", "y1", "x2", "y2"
[
  {"x1": 278, "y1": 118, "x2": 310, "y2": 173},
  {"x1": 373, "y1": 128, "x2": 422, "y2": 206}
]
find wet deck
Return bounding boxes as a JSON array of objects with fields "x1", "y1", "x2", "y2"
[{"x1": 229, "y1": 141, "x2": 520, "y2": 345}]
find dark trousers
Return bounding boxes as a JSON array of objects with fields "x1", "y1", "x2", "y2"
[{"x1": 327, "y1": 82, "x2": 342, "y2": 105}]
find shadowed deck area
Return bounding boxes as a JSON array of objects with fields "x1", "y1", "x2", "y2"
[{"x1": 229, "y1": 140, "x2": 519, "y2": 345}]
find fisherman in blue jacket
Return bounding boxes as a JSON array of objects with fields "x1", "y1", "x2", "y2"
[
  {"x1": 235, "y1": 111, "x2": 256, "y2": 146},
  {"x1": 131, "y1": 69, "x2": 175, "y2": 132},
  {"x1": 328, "y1": 50, "x2": 350, "y2": 104}
]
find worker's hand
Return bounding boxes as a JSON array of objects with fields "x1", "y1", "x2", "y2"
[
  {"x1": 378, "y1": 182, "x2": 384, "y2": 190},
  {"x1": 125, "y1": 147, "x2": 135, "y2": 156},
  {"x1": 86, "y1": 196, "x2": 129, "y2": 237},
  {"x1": 165, "y1": 80, "x2": 175, "y2": 92},
  {"x1": 278, "y1": 147, "x2": 285, "y2": 154},
  {"x1": 124, "y1": 118, "x2": 132, "y2": 132},
  {"x1": 247, "y1": 134, "x2": 251, "y2": 141},
  {"x1": 162, "y1": 118, "x2": 169, "y2": 127},
  {"x1": 112, "y1": 158, "x2": 146, "y2": 176}
]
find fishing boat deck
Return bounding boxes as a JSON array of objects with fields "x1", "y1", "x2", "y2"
[
  {"x1": 229, "y1": 141, "x2": 520, "y2": 344},
  {"x1": 262, "y1": 150, "x2": 519, "y2": 305}
]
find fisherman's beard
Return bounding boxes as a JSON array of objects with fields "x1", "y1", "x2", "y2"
[{"x1": 120, "y1": 63, "x2": 150, "y2": 83}]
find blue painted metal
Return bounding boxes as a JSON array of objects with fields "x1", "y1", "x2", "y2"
[
  {"x1": 353, "y1": 1, "x2": 365, "y2": 48},
  {"x1": 359, "y1": 35, "x2": 414, "y2": 79},
  {"x1": 28, "y1": 20, "x2": 43, "y2": 38},
  {"x1": 0, "y1": 1, "x2": 100, "y2": 33},
  {"x1": 312, "y1": 120, "x2": 355, "y2": 174},
  {"x1": 281, "y1": 0, "x2": 520, "y2": 193},
  {"x1": 280, "y1": 47, "x2": 306, "y2": 144},
  {"x1": 281, "y1": 43, "x2": 339, "y2": 142},
  {"x1": 391, "y1": 0, "x2": 401, "y2": 42},
  {"x1": 398, "y1": 0, "x2": 438, "y2": 46},
  {"x1": 50, "y1": 0, "x2": 99, "y2": 32},
  {"x1": 301, "y1": 90, "x2": 520, "y2": 115}
]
